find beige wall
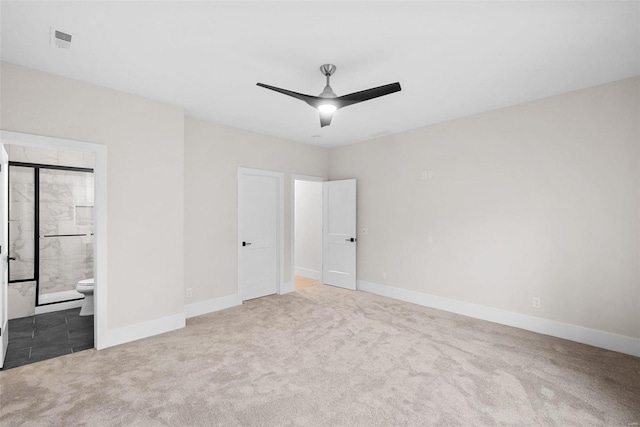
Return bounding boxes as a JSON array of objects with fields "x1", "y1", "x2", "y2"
[
  {"x1": 3, "y1": 60, "x2": 637, "y2": 347},
  {"x1": 295, "y1": 180, "x2": 322, "y2": 275},
  {"x1": 184, "y1": 117, "x2": 328, "y2": 303},
  {"x1": 0, "y1": 62, "x2": 185, "y2": 329},
  {"x1": 330, "y1": 77, "x2": 640, "y2": 339}
]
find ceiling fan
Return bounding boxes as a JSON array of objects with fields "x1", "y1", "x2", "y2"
[{"x1": 257, "y1": 64, "x2": 401, "y2": 127}]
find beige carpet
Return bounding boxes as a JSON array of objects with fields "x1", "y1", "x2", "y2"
[{"x1": 1, "y1": 285, "x2": 639, "y2": 426}]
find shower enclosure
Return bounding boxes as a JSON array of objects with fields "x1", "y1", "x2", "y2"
[{"x1": 9, "y1": 163, "x2": 94, "y2": 308}]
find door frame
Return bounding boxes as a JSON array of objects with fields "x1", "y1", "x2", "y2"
[
  {"x1": 237, "y1": 167, "x2": 284, "y2": 301},
  {"x1": 0, "y1": 131, "x2": 108, "y2": 350},
  {"x1": 290, "y1": 174, "x2": 326, "y2": 293}
]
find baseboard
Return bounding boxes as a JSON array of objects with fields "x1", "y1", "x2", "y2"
[
  {"x1": 294, "y1": 267, "x2": 320, "y2": 280},
  {"x1": 280, "y1": 281, "x2": 294, "y2": 294},
  {"x1": 100, "y1": 313, "x2": 185, "y2": 349},
  {"x1": 357, "y1": 280, "x2": 640, "y2": 357},
  {"x1": 184, "y1": 294, "x2": 241, "y2": 319}
]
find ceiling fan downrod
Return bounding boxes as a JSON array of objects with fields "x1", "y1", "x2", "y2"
[{"x1": 319, "y1": 64, "x2": 337, "y2": 98}]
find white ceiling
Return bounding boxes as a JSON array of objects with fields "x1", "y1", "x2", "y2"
[{"x1": 2, "y1": 1, "x2": 639, "y2": 148}]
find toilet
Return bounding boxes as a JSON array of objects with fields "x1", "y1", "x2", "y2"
[{"x1": 76, "y1": 278, "x2": 95, "y2": 316}]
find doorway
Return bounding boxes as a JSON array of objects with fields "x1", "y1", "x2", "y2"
[
  {"x1": 0, "y1": 130, "x2": 107, "y2": 370},
  {"x1": 290, "y1": 176, "x2": 357, "y2": 292},
  {"x1": 2, "y1": 148, "x2": 95, "y2": 369},
  {"x1": 293, "y1": 177, "x2": 323, "y2": 290}
]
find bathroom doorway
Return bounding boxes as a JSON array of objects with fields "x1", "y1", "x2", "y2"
[
  {"x1": 1, "y1": 145, "x2": 95, "y2": 369},
  {"x1": 292, "y1": 175, "x2": 324, "y2": 291}
]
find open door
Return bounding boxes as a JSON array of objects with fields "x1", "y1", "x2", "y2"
[
  {"x1": 322, "y1": 179, "x2": 356, "y2": 290},
  {"x1": 0, "y1": 143, "x2": 8, "y2": 368}
]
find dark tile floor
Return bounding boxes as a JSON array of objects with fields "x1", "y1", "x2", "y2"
[{"x1": 1, "y1": 307, "x2": 94, "y2": 370}]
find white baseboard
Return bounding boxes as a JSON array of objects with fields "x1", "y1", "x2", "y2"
[
  {"x1": 184, "y1": 294, "x2": 241, "y2": 319},
  {"x1": 100, "y1": 313, "x2": 185, "y2": 349},
  {"x1": 294, "y1": 267, "x2": 320, "y2": 280},
  {"x1": 280, "y1": 281, "x2": 294, "y2": 294},
  {"x1": 357, "y1": 280, "x2": 640, "y2": 358}
]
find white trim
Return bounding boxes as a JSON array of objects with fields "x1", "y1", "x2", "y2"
[
  {"x1": 101, "y1": 313, "x2": 185, "y2": 349},
  {"x1": 291, "y1": 174, "x2": 326, "y2": 295},
  {"x1": 280, "y1": 281, "x2": 294, "y2": 294},
  {"x1": 358, "y1": 280, "x2": 640, "y2": 357},
  {"x1": 185, "y1": 294, "x2": 241, "y2": 319},
  {"x1": 0, "y1": 131, "x2": 108, "y2": 350},
  {"x1": 295, "y1": 267, "x2": 320, "y2": 280},
  {"x1": 238, "y1": 167, "x2": 284, "y2": 301}
]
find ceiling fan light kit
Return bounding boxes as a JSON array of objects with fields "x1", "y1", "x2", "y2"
[{"x1": 257, "y1": 64, "x2": 401, "y2": 127}]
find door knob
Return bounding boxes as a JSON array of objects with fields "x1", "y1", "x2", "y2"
[
  {"x1": 345, "y1": 238, "x2": 356, "y2": 242},
  {"x1": 242, "y1": 241, "x2": 252, "y2": 247}
]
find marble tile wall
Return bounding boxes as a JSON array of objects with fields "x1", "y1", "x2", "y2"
[
  {"x1": 8, "y1": 281, "x2": 36, "y2": 320},
  {"x1": 9, "y1": 166, "x2": 35, "y2": 281}
]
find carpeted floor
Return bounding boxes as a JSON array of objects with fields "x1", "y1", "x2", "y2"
[{"x1": 1, "y1": 285, "x2": 639, "y2": 426}]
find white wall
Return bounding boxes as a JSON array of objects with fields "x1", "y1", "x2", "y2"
[
  {"x1": 0, "y1": 62, "x2": 185, "y2": 334},
  {"x1": 330, "y1": 77, "x2": 640, "y2": 340},
  {"x1": 184, "y1": 117, "x2": 328, "y2": 307},
  {"x1": 294, "y1": 180, "x2": 322, "y2": 278}
]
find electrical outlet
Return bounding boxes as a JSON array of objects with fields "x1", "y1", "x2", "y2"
[
  {"x1": 186, "y1": 288, "x2": 193, "y2": 298},
  {"x1": 532, "y1": 297, "x2": 541, "y2": 308},
  {"x1": 382, "y1": 272, "x2": 387, "y2": 280}
]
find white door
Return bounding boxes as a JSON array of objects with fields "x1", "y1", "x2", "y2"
[
  {"x1": 322, "y1": 179, "x2": 357, "y2": 290},
  {"x1": 239, "y1": 169, "x2": 282, "y2": 301},
  {"x1": 0, "y1": 144, "x2": 8, "y2": 368}
]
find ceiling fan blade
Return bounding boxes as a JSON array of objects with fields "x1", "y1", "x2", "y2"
[
  {"x1": 320, "y1": 112, "x2": 333, "y2": 127},
  {"x1": 335, "y1": 82, "x2": 401, "y2": 108},
  {"x1": 256, "y1": 83, "x2": 320, "y2": 108}
]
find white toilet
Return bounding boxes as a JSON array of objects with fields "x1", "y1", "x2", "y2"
[{"x1": 76, "y1": 278, "x2": 95, "y2": 316}]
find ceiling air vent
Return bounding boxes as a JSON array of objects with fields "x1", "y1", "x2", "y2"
[{"x1": 50, "y1": 27, "x2": 73, "y2": 49}]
